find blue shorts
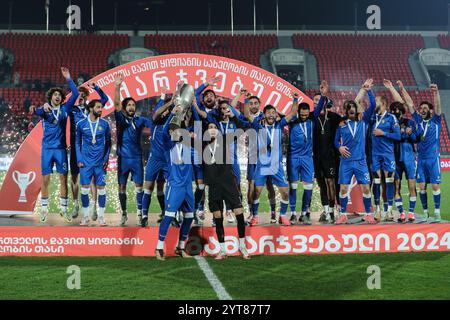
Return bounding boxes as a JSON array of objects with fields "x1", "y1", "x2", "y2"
[
  {"x1": 247, "y1": 163, "x2": 256, "y2": 181},
  {"x1": 145, "y1": 154, "x2": 168, "y2": 182},
  {"x1": 165, "y1": 183, "x2": 194, "y2": 213},
  {"x1": 255, "y1": 166, "x2": 288, "y2": 187},
  {"x1": 395, "y1": 159, "x2": 416, "y2": 180},
  {"x1": 372, "y1": 153, "x2": 396, "y2": 173},
  {"x1": 232, "y1": 163, "x2": 241, "y2": 185},
  {"x1": 339, "y1": 159, "x2": 371, "y2": 185},
  {"x1": 288, "y1": 156, "x2": 314, "y2": 183},
  {"x1": 118, "y1": 156, "x2": 143, "y2": 185},
  {"x1": 417, "y1": 157, "x2": 441, "y2": 184},
  {"x1": 194, "y1": 164, "x2": 204, "y2": 181},
  {"x1": 80, "y1": 165, "x2": 106, "y2": 186},
  {"x1": 41, "y1": 148, "x2": 68, "y2": 175}
]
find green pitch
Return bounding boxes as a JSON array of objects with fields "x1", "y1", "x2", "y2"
[
  {"x1": 0, "y1": 252, "x2": 449, "y2": 299},
  {"x1": 1, "y1": 170, "x2": 449, "y2": 220},
  {"x1": 0, "y1": 171, "x2": 450, "y2": 300}
]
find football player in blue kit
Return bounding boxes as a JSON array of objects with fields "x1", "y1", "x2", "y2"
[
  {"x1": 69, "y1": 83, "x2": 108, "y2": 221},
  {"x1": 402, "y1": 83, "x2": 442, "y2": 223},
  {"x1": 113, "y1": 73, "x2": 153, "y2": 226},
  {"x1": 75, "y1": 99, "x2": 111, "y2": 226},
  {"x1": 243, "y1": 92, "x2": 300, "y2": 226},
  {"x1": 335, "y1": 79, "x2": 377, "y2": 225},
  {"x1": 383, "y1": 79, "x2": 418, "y2": 223},
  {"x1": 155, "y1": 103, "x2": 201, "y2": 260},
  {"x1": 287, "y1": 80, "x2": 329, "y2": 225},
  {"x1": 369, "y1": 84, "x2": 401, "y2": 221},
  {"x1": 31, "y1": 67, "x2": 79, "y2": 223},
  {"x1": 141, "y1": 87, "x2": 174, "y2": 227}
]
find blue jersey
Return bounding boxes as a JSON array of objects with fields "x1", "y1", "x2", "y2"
[
  {"x1": 251, "y1": 114, "x2": 289, "y2": 167},
  {"x1": 414, "y1": 112, "x2": 441, "y2": 160},
  {"x1": 395, "y1": 117, "x2": 417, "y2": 163},
  {"x1": 370, "y1": 111, "x2": 401, "y2": 156},
  {"x1": 206, "y1": 104, "x2": 247, "y2": 165},
  {"x1": 114, "y1": 110, "x2": 152, "y2": 159},
  {"x1": 68, "y1": 85, "x2": 108, "y2": 146},
  {"x1": 150, "y1": 98, "x2": 172, "y2": 159},
  {"x1": 76, "y1": 117, "x2": 111, "y2": 166},
  {"x1": 35, "y1": 78, "x2": 79, "y2": 149},
  {"x1": 288, "y1": 95, "x2": 326, "y2": 157},
  {"x1": 162, "y1": 113, "x2": 194, "y2": 187},
  {"x1": 334, "y1": 89, "x2": 376, "y2": 162}
]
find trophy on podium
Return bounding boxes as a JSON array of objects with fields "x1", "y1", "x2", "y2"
[
  {"x1": 12, "y1": 170, "x2": 36, "y2": 203},
  {"x1": 169, "y1": 83, "x2": 195, "y2": 131}
]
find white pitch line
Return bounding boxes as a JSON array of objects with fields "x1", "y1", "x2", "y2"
[{"x1": 194, "y1": 256, "x2": 233, "y2": 300}]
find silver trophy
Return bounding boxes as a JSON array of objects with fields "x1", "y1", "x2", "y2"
[
  {"x1": 12, "y1": 170, "x2": 36, "y2": 203},
  {"x1": 169, "y1": 83, "x2": 195, "y2": 131}
]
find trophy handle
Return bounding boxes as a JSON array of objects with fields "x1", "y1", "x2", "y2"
[
  {"x1": 12, "y1": 170, "x2": 20, "y2": 184},
  {"x1": 27, "y1": 171, "x2": 36, "y2": 184}
]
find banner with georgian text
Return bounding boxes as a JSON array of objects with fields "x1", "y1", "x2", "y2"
[
  {"x1": 1, "y1": 224, "x2": 450, "y2": 256},
  {"x1": 0, "y1": 53, "x2": 373, "y2": 215}
]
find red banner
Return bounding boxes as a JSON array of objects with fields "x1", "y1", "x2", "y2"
[
  {"x1": 0, "y1": 224, "x2": 449, "y2": 256},
  {"x1": 440, "y1": 157, "x2": 450, "y2": 171},
  {"x1": 0, "y1": 54, "x2": 313, "y2": 215}
]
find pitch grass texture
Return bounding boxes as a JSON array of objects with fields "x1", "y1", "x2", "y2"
[
  {"x1": 1, "y1": 171, "x2": 449, "y2": 220},
  {"x1": 0, "y1": 252, "x2": 449, "y2": 299}
]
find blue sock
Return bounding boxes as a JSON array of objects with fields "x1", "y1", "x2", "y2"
[
  {"x1": 409, "y1": 196, "x2": 416, "y2": 213},
  {"x1": 383, "y1": 202, "x2": 388, "y2": 212},
  {"x1": 386, "y1": 181, "x2": 394, "y2": 207},
  {"x1": 419, "y1": 191, "x2": 428, "y2": 211},
  {"x1": 289, "y1": 187, "x2": 297, "y2": 212},
  {"x1": 98, "y1": 193, "x2": 106, "y2": 208},
  {"x1": 158, "y1": 215, "x2": 173, "y2": 241},
  {"x1": 340, "y1": 193, "x2": 348, "y2": 214},
  {"x1": 363, "y1": 194, "x2": 372, "y2": 214},
  {"x1": 81, "y1": 193, "x2": 89, "y2": 208},
  {"x1": 302, "y1": 189, "x2": 312, "y2": 213},
  {"x1": 280, "y1": 199, "x2": 288, "y2": 216},
  {"x1": 433, "y1": 190, "x2": 441, "y2": 210},
  {"x1": 194, "y1": 187, "x2": 204, "y2": 211},
  {"x1": 142, "y1": 190, "x2": 151, "y2": 217},
  {"x1": 395, "y1": 197, "x2": 404, "y2": 214},
  {"x1": 373, "y1": 182, "x2": 381, "y2": 206},
  {"x1": 252, "y1": 200, "x2": 259, "y2": 216},
  {"x1": 136, "y1": 189, "x2": 143, "y2": 211},
  {"x1": 179, "y1": 217, "x2": 193, "y2": 242}
]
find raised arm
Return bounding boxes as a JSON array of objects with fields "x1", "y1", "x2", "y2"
[
  {"x1": 152, "y1": 87, "x2": 173, "y2": 121},
  {"x1": 397, "y1": 80, "x2": 415, "y2": 114},
  {"x1": 61, "y1": 67, "x2": 79, "y2": 109},
  {"x1": 362, "y1": 79, "x2": 376, "y2": 123},
  {"x1": 90, "y1": 82, "x2": 109, "y2": 106},
  {"x1": 231, "y1": 88, "x2": 246, "y2": 108},
  {"x1": 192, "y1": 96, "x2": 207, "y2": 119},
  {"x1": 312, "y1": 80, "x2": 329, "y2": 118},
  {"x1": 195, "y1": 75, "x2": 222, "y2": 106},
  {"x1": 285, "y1": 92, "x2": 300, "y2": 122},
  {"x1": 354, "y1": 87, "x2": 366, "y2": 114},
  {"x1": 383, "y1": 79, "x2": 404, "y2": 104},
  {"x1": 431, "y1": 83, "x2": 441, "y2": 116},
  {"x1": 113, "y1": 73, "x2": 124, "y2": 112}
]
